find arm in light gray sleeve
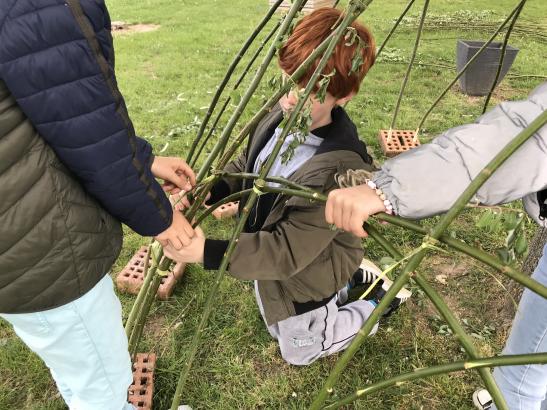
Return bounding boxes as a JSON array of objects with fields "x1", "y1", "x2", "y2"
[{"x1": 373, "y1": 82, "x2": 547, "y2": 226}]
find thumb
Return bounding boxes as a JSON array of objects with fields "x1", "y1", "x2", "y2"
[
  {"x1": 166, "y1": 170, "x2": 190, "y2": 191},
  {"x1": 195, "y1": 226, "x2": 205, "y2": 238}
]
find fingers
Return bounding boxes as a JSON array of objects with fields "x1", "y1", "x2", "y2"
[
  {"x1": 176, "y1": 161, "x2": 196, "y2": 187},
  {"x1": 349, "y1": 211, "x2": 368, "y2": 238},
  {"x1": 178, "y1": 215, "x2": 195, "y2": 243},
  {"x1": 155, "y1": 230, "x2": 184, "y2": 250},
  {"x1": 162, "y1": 182, "x2": 177, "y2": 193},
  {"x1": 342, "y1": 201, "x2": 353, "y2": 233},
  {"x1": 169, "y1": 194, "x2": 178, "y2": 207},
  {"x1": 325, "y1": 191, "x2": 336, "y2": 224},
  {"x1": 326, "y1": 188, "x2": 369, "y2": 238},
  {"x1": 152, "y1": 157, "x2": 196, "y2": 191},
  {"x1": 162, "y1": 236, "x2": 204, "y2": 265},
  {"x1": 169, "y1": 216, "x2": 194, "y2": 250},
  {"x1": 174, "y1": 196, "x2": 191, "y2": 212},
  {"x1": 195, "y1": 226, "x2": 205, "y2": 238},
  {"x1": 170, "y1": 159, "x2": 196, "y2": 190},
  {"x1": 162, "y1": 243, "x2": 185, "y2": 262},
  {"x1": 331, "y1": 193, "x2": 345, "y2": 232},
  {"x1": 170, "y1": 193, "x2": 191, "y2": 211},
  {"x1": 166, "y1": 171, "x2": 192, "y2": 192},
  {"x1": 155, "y1": 236, "x2": 168, "y2": 247},
  {"x1": 162, "y1": 245, "x2": 175, "y2": 261},
  {"x1": 163, "y1": 183, "x2": 182, "y2": 195},
  {"x1": 169, "y1": 235, "x2": 184, "y2": 250},
  {"x1": 155, "y1": 212, "x2": 195, "y2": 251}
]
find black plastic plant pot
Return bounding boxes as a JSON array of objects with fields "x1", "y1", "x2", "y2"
[{"x1": 456, "y1": 40, "x2": 519, "y2": 96}]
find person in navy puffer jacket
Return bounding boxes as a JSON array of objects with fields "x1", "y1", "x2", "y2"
[{"x1": 0, "y1": 1, "x2": 195, "y2": 409}]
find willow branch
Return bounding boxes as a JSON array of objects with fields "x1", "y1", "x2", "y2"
[
  {"x1": 195, "y1": 0, "x2": 307, "y2": 183},
  {"x1": 171, "y1": 3, "x2": 374, "y2": 407},
  {"x1": 376, "y1": 0, "x2": 417, "y2": 58},
  {"x1": 389, "y1": 0, "x2": 428, "y2": 130},
  {"x1": 190, "y1": 19, "x2": 283, "y2": 168},
  {"x1": 416, "y1": 1, "x2": 521, "y2": 134},
  {"x1": 193, "y1": 189, "x2": 252, "y2": 227},
  {"x1": 414, "y1": 272, "x2": 505, "y2": 405},
  {"x1": 482, "y1": 0, "x2": 526, "y2": 114},
  {"x1": 323, "y1": 353, "x2": 547, "y2": 409},
  {"x1": 311, "y1": 78, "x2": 547, "y2": 410},
  {"x1": 376, "y1": 213, "x2": 547, "y2": 299},
  {"x1": 186, "y1": 0, "x2": 285, "y2": 163}
]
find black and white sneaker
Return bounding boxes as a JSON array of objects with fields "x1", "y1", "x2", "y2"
[
  {"x1": 338, "y1": 258, "x2": 381, "y2": 306},
  {"x1": 353, "y1": 258, "x2": 412, "y2": 317},
  {"x1": 350, "y1": 258, "x2": 382, "y2": 287},
  {"x1": 473, "y1": 389, "x2": 493, "y2": 409}
]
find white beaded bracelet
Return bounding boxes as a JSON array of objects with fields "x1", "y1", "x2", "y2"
[{"x1": 366, "y1": 179, "x2": 394, "y2": 215}]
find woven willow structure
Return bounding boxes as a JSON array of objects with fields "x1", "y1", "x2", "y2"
[{"x1": 122, "y1": 1, "x2": 546, "y2": 408}]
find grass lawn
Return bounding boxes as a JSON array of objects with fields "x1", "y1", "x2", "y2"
[{"x1": 1, "y1": 0, "x2": 546, "y2": 409}]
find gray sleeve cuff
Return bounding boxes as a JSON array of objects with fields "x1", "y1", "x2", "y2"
[{"x1": 373, "y1": 170, "x2": 401, "y2": 216}]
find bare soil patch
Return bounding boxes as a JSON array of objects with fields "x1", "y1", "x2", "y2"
[{"x1": 111, "y1": 21, "x2": 160, "y2": 35}]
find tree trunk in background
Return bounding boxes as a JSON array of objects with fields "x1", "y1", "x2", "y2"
[{"x1": 523, "y1": 227, "x2": 547, "y2": 275}]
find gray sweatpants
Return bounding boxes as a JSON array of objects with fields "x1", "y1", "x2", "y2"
[{"x1": 255, "y1": 283, "x2": 378, "y2": 366}]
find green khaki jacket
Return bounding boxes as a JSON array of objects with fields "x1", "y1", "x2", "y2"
[
  {"x1": 205, "y1": 105, "x2": 374, "y2": 325},
  {"x1": 0, "y1": 80, "x2": 123, "y2": 313}
]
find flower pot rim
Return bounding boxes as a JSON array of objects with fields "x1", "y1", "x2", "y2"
[{"x1": 457, "y1": 39, "x2": 519, "y2": 52}]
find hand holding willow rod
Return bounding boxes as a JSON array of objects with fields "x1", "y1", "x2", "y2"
[
  {"x1": 154, "y1": 210, "x2": 195, "y2": 249},
  {"x1": 325, "y1": 183, "x2": 386, "y2": 237},
  {"x1": 164, "y1": 226, "x2": 206, "y2": 264},
  {"x1": 151, "y1": 155, "x2": 196, "y2": 193}
]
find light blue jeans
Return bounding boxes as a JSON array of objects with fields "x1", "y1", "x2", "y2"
[
  {"x1": 493, "y1": 242, "x2": 547, "y2": 410},
  {"x1": 0, "y1": 275, "x2": 135, "y2": 410}
]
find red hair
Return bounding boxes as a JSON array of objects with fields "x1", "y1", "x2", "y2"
[{"x1": 278, "y1": 8, "x2": 375, "y2": 98}]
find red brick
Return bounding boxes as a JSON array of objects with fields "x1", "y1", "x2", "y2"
[
  {"x1": 116, "y1": 246, "x2": 186, "y2": 299},
  {"x1": 212, "y1": 201, "x2": 239, "y2": 220},
  {"x1": 116, "y1": 246, "x2": 149, "y2": 295},
  {"x1": 157, "y1": 261, "x2": 186, "y2": 300},
  {"x1": 128, "y1": 353, "x2": 157, "y2": 410},
  {"x1": 378, "y1": 129, "x2": 420, "y2": 157}
]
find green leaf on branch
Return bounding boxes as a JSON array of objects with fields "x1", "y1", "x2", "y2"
[
  {"x1": 379, "y1": 256, "x2": 397, "y2": 270},
  {"x1": 350, "y1": 52, "x2": 364, "y2": 76},
  {"x1": 475, "y1": 210, "x2": 499, "y2": 231},
  {"x1": 344, "y1": 27, "x2": 358, "y2": 46},
  {"x1": 503, "y1": 212, "x2": 519, "y2": 231},
  {"x1": 268, "y1": 73, "x2": 281, "y2": 91},
  {"x1": 514, "y1": 233, "x2": 528, "y2": 257},
  {"x1": 316, "y1": 70, "x2": 336, "y2": 104},
  {"x1": 496, "y1": 248, "x2": 511, "y2": 265},
  {"x1": 344, "y1": 26, "x2": 368, "y2": 76},
  {"x1": 280, "y1": 100, "x2": 313, "y2": 164},
  {"x1": 475, "y1": 208, "x2": 529, "y2": 262}
]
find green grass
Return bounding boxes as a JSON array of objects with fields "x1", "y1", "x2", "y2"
[{"x1": 1, "y1": 0, "x2": 546, "y2": 409}]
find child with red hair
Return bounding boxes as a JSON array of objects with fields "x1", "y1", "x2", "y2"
[{"x1": 167, "y1": 8, "x2": 410, "y2": 365}]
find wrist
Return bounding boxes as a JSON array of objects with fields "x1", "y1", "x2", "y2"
[
  {"x1": 364, "y1": 180, "x2": 393, "y2": 215},
  {"x1": 150, "y1": 155, "x2": 162, "y2": 174},
  {"x1": 198, "y1": 238, "x2": 205, "y2": 264},
  {"x1": 204, "y1": 239, "x2": 229, "y2": 270}
]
